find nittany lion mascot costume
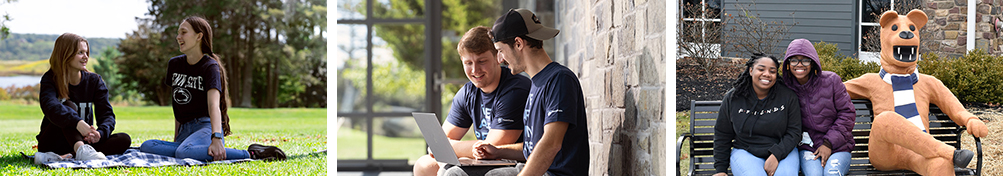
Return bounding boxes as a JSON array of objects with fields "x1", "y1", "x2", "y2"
[{"x1": 843, "y1": 9, "x2": 988, "y2": 175}]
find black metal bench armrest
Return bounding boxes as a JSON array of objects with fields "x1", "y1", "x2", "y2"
[
  {"x1": 973, "y1": 136, "x2": 982, "y2": 176},
  {"x1": 677, "y1": 133, "x2": 692, "y2": 176}
]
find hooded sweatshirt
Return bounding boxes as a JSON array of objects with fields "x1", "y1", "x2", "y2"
[
  {"x1": 714, "y1": 83, "x2": 802, "y2": 173},
  {"x1": 780, "y1": 39, "x2": 857, "y2": 154}
]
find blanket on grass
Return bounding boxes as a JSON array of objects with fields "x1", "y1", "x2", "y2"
[{"x1": 23, "y1": 149, "x2": 254, "y2": 169}]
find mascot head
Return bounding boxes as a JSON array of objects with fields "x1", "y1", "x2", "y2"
[{"x1": 879, "y1": 9, "x2": 927, "y2": 74}]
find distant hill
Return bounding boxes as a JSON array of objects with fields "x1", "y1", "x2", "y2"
[{"x1": 0, "y1": 33, "x2": 121, "y2": 61}]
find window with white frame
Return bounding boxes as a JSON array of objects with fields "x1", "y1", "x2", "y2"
[
  {"x1": 858, "y1": 0, "x2": 922, "y2": 59},
  {"x1": 681, "y1": 0, "x2": 722, "y2": 44}
]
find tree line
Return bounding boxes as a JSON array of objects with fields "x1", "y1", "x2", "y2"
[
  {"x1": 0, "y1": 33, "x2": 120, "y2": 61},
  {"x1": 115, "y1": 0, "x2": 326, "y2": 108}
]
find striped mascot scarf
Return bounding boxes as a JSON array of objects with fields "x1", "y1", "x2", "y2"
[{"x1": 879, "y1": 68, "x2": 926, "y2": 132}]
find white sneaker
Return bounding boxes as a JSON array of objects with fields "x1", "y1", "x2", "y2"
[
  {"x1": 33, "y1": 152, "x2": 70, "y2": 165},
  {"x1": 74, "y1": 144, "x2": 107, "y2": 161}
]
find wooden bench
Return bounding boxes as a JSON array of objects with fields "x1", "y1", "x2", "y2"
[{"x1": 677, "y1": 99, "x2": 983, "y2": 176}]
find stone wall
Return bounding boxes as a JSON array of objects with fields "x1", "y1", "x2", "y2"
[
  {"x1": 923, "y1": 0, "x2": 1002, "y2": 55},
  {"x1": 521, "y1": 0, "x2": 667, "y2": 175}
]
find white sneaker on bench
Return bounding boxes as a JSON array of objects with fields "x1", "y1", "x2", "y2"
[{"x1": 74, "y1": 144, "x2": 107, "y2": 161}]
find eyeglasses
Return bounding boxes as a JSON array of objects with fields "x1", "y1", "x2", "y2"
[{"x1": 789, "y1": 58, "x2": 812, "y2": 66}]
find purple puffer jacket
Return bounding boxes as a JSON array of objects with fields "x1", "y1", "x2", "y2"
[{"x1": 781, "y1": 39, "x2": 857, "y2": 153}]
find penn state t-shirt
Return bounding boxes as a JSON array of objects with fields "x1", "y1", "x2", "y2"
[
  {"x1": 447, "y1": 66, "x2": 530, "y2": 142},
  {"x1": 164, "y1": 54, "x2": 223, "y2": 124},
  {"x1": 522, "y1": 62, "x2": 589, "y2": 176}
]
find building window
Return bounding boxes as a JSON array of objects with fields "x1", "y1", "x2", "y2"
[
  {"x1": 681, "y1": 0, "x2": 722, "y2": 44},
  {"x1": 859, "y1": 0, "x2": 922, "y2": 57}
]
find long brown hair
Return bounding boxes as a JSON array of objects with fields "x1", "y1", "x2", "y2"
[
  {"x1": 185, "y1": 16, "x2": 232, "y2": 136},
  {"x1": 49, "y1": 33, "x2": 89, "y2": 100}
]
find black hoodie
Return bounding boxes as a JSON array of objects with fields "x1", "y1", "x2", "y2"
[
  {"x1": 37, "y1": 70, "x2": 117, "y2": 144},
  {"x1": 713, "y1": 84, "x2": 802, "y2": 173}
]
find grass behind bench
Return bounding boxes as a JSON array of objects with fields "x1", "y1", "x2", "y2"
[{"x1": 0, "y1": 103, "x2": 327, "y2": 175}]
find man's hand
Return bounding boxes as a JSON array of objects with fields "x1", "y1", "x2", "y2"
[
  {"x1": 207, "y1": 138, "x2": 226, "y2": 161},
  {"x1": 472, "y1": 141, "x2": 499, "y2": 160},
  {"x1": 967, "y1": 118, "x2": 988, "y2": 138},
  {"x1": 764, "y1": 154, "x2": 778, "y2": 176},
  {"x1": 813, "y1": 145, "x2": 832, "y2": 166}
]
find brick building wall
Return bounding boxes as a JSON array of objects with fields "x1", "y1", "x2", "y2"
[{"x1": 519, "y1": 0, "x2": 667, "y2": 175}]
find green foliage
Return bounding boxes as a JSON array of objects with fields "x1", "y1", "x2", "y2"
[
  {"x1": 357, "y1": 0, "x2": 499, "y2": 80},
  {"x1": 919, "y1": 50, "x2": 1003, "y2": 104},
  {"x1": 815, "y1": 41, "x2": 880, "y2": 82},
  {"x1": 118, "y1": 0, "x2": 327, "y2": 107},
  {"x1": 339, "y1": 58, "x2": 425, "y2": 112},
  {"x1": 0, "y1": 33, "x2": 120, "y2": 61}
]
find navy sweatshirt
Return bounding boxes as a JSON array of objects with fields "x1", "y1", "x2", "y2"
[{"x1": 37, "y1": 70, "x2": 116, "y2": 142}]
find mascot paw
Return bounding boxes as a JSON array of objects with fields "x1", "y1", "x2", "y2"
[{"x1": 967, "y1": 119, "x2": 989, "y2": 138}]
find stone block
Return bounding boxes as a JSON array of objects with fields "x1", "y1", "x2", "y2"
[
  {"x1": 596, "y1": 32, "x2": 612, "y2": 60},
  {"x1": 956, "y1": 0, "x2": 967, "y2": 6},
  {"x1": 994, "y1": 6, "x2": 1001, "y2": 15},
  {"x1": 936, "y1": 9, "x2": 950, "y2": 17},
  {"x1": 639, "y1": 50, "x2": 664, "y2": 86},
  {"x1": 647, "y1": 0, "x2": 666, "y2": 34},
  {"x1": 651, "y1": 124, "x2": 666, "y2": 175},
  {"x1": 980, "y1": 23, "x2": 993, "y2": 32},
  {"x1": 949, "y1": 15, "x2": 966, "y2": 22},
  {"x1": 980, "y1": 4, "x2": 993, "y2": 14},
  {"x1": 978, "y1": 39, "x2": 990, "y2": 50},
  {"x1": 959, "y1": 35, "x2": 968, "y2": 46},
  {"x1": 937, "y1": 18, "x2": 947, "y2": 26},
  {"x1": 588, "y1": 108, "x2": 603, "y2": 141},
  {"x1": 614, "y1": 0, "x2": 634, "y2": 27},
  {"x1": 616, "y1": 15, "x2": 636, "y2": 55},
  {"x1": 946, "y1": 31, "x2": 961, "y2": 39},
  {"x1": 945, "y1": 23, "x2": 960, "y2": 30},
  {"x1": 928, "y1": 2, "x2": 938, "y2": 9},
  {"x1": 638, "y1": 87, "x2": 664, "y2": 120},
  {"x1": 938, "y1": 2, "x2": 952, "y2": 9},
  {"x1": 612, "y1": 60, "x2": 627, "y2": 108},
  {"x1": 608, "y1": 144, "x2": 625, "y2": 176},
  {"x1": 594, "y1": 1, "x2": 611, "y2": 31},
  {"x1": 985, "y1": 32, "x2": 995, "y2": 39},
  {"x1": 950, "y1": 7, "x2": 960, "y2": 13}
]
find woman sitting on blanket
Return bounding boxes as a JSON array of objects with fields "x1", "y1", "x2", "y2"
[
  {"x1": 138, "y1": 16, "x2": 285, "y2": 161},
  {"x1": 35, "y1": 33, "x2": 132, "y2": 164}
]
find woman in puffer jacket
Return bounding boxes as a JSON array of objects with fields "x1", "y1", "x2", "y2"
[{"x1": 781, "y1": 39, "x2": 857, "y2": 176}]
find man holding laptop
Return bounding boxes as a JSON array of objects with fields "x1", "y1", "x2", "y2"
[
  {"x1": 412, "y1": 26, "x2": 532, "y2": 176},
  {"x1": 441, "y1": 8, "x2": 590, "y2": 176}
]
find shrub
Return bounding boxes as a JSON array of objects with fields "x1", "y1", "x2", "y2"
[
  {"x1": 920, "y1": 49, "x2": 1003, "y2": 104},
  {"x1": 815, "y1": 41, "x2": 880, "y2": 82}
]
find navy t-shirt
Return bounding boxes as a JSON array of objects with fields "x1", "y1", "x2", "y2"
[
  {"x1": 164, "y1": 54, "x2": 223, "y2": 124},
  {"x1": 522, "y1": 62, "x2": 589, "y2": 176},
  {"x1": 447, "y1": 66, "x2": 530, "y2": 142}
]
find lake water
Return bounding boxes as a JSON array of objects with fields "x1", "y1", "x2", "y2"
[{"x1": 0, "y1": 75, "x2": 42, "y2": 88}]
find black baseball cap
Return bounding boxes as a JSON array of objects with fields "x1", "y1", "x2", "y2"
[{"x1": 491, "y1": 8, "x2": 560, "y2": 43}]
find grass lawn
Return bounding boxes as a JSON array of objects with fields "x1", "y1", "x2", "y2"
[
  {"x1": 676, "y1": 111, "x2": 691, "y2": 175},
  {"x1": 0, "y1": 103, "x2": 327, "y2": 175}
]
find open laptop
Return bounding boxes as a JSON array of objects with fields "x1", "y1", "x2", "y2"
[{"x1": 412, "y1": 112, "x2": 518, "y2": 166}]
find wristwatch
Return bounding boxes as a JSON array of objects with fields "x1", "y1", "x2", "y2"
[{"x1": 212, "y1": 132, "x2": 224, "y2": 139}]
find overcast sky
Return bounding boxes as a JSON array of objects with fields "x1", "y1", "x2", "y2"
[{"x1": 0, "y1": 0, "x2": 151, "y2": 39}]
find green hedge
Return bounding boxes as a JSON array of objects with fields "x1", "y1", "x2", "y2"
[{"x1": 814, "y1": 42, "x2": 1003, "y2": 104}]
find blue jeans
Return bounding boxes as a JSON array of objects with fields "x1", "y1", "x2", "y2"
[
  {"x1": 139, "y1": 117, "x2": 250, "y2": 161},
  {"x1": 730, "y1": 148, "x2": 799, "y2": 176},
  {"x1": 799, "y1": 150, "x2": 851, "y2": 176}
]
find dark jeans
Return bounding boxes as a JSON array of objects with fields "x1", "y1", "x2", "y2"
[{"x1": 37, "y1": 126, "x2": 131, "y2": 155}]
